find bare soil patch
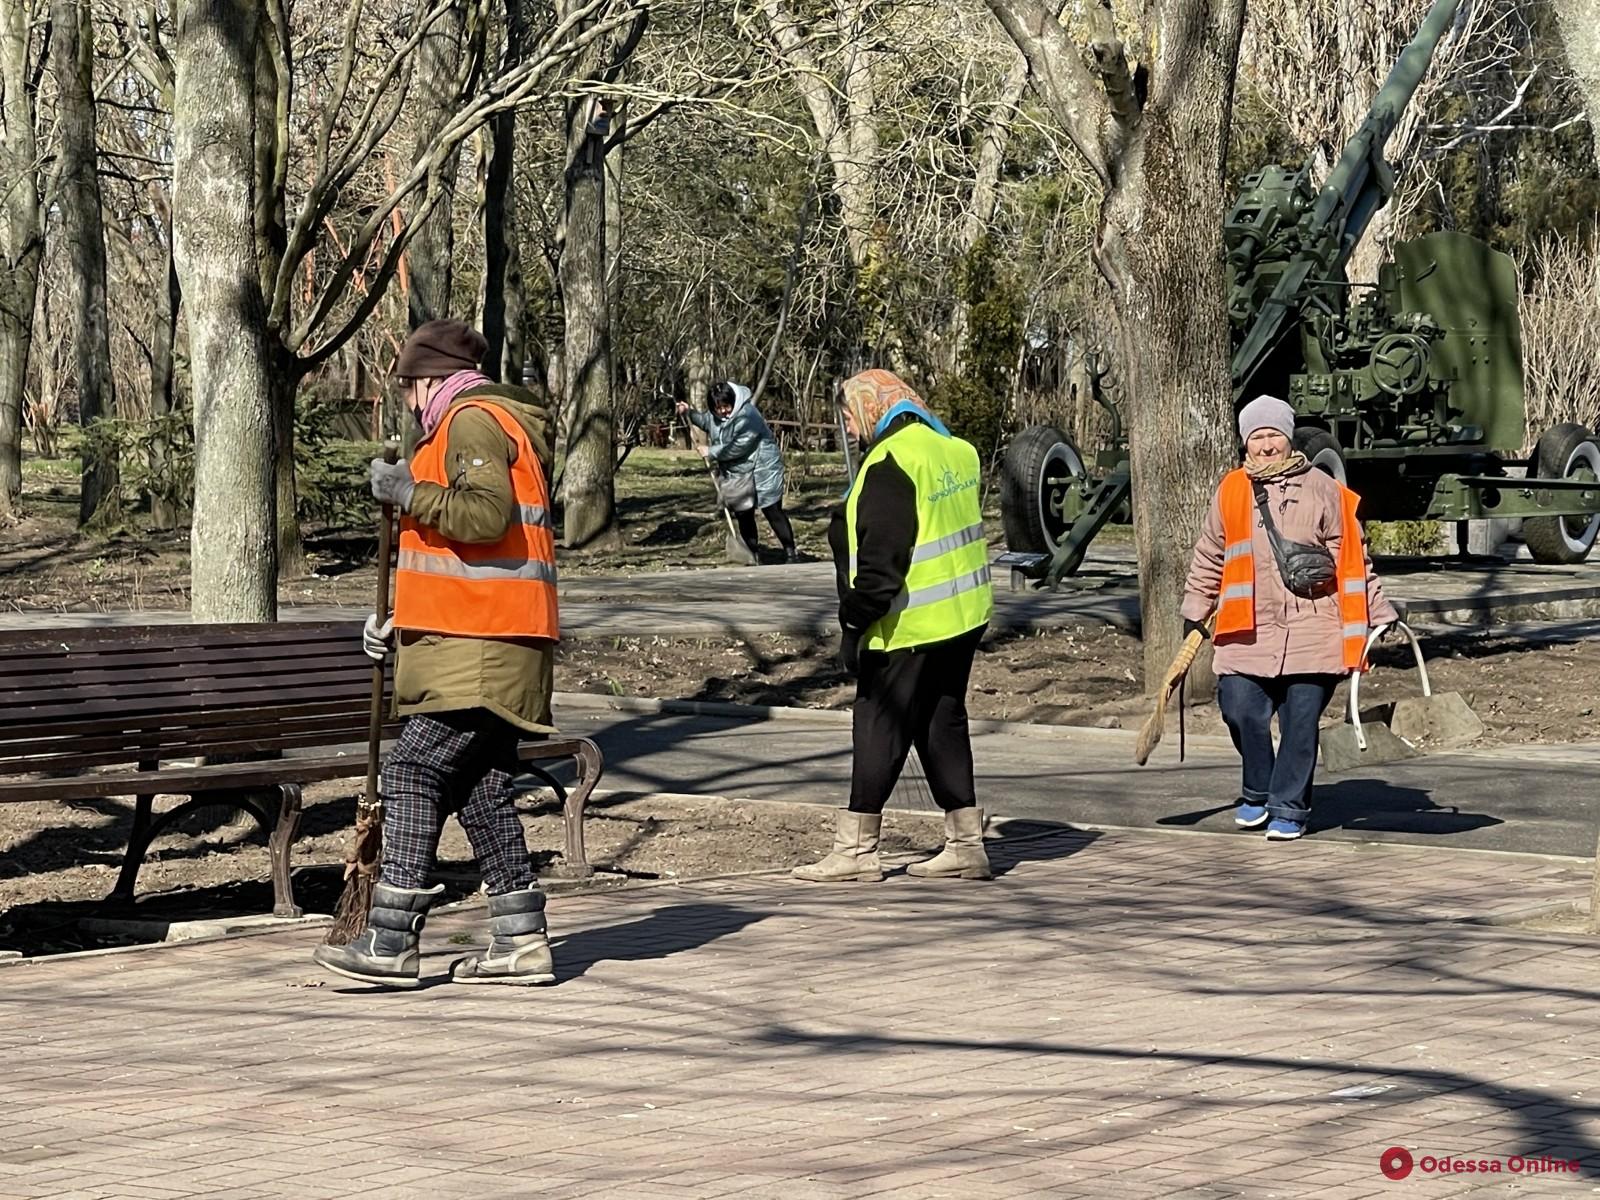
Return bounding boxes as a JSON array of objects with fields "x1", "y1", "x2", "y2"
[{"x1": 556, "y1": 623, "x2": 1600, "y2": 749}]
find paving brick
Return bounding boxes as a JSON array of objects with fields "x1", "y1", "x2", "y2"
[{"x1": 4, "y1": 830, "x2": 1600, "y2": 1198}]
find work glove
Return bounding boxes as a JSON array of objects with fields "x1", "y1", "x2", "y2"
[
  {"x1": 362, "y1": 613, "x2": 395, "y2": 662},
  {"x1": 1183, "y1": 618, "x2": 1210, "y2": 641},
  {"x1": 839, "y1": 627, "x2": 862, "y2": 676},
  {"x1": 370, "y1": 456, "x2": 416, "y2": 511}
]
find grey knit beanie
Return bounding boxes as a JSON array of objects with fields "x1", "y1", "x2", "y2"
[{"x1": 1237, "y1": 395, "x2": 1296, "y2": 444}]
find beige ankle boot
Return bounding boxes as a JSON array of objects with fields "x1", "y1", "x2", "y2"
[
  {"x1": 907, "y1": 807, "x2": 992, "y2": 880},
  {"x1": 792, "y1": 809, "x2": 883, "y2": 882}
]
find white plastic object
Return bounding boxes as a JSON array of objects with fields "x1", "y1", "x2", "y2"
[{"x1": 1346, "y1": 620, "x2": 1431, "y2": 751}]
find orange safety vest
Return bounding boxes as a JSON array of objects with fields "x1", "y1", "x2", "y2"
[
  {"x1": 1213, "y1": 469, "x2": 1370, "y2": 671},
  {"x1": 392, "y1": 399, "x2": 559, "y2": 640}
]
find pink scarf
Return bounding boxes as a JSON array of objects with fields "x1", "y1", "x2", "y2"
[{"x1": 420, "y1": 369, "x2": 491, "y2": 435}]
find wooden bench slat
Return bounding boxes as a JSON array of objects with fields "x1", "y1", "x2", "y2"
[
  {"x1": 0, "y1": 741, "x2": 577, "y2": 805},
  {"x1": 0, "y1": 707, "x2": 395, "y2": 759},
  {"x1": 2, "y1": 669, "x2": 374, "y2": 706},
  {"x1": 1, "y1": 649, "x2": 364, "y2": 684},
  {"x1": 0, "y1": 673, "x2": 385, "y2": 726},
  {"x1": 0, "y1": 641, "x2": 367, "y2": 682},
  {"x1": 0, "y1": 722, "x2": 398, "y2": 775},
  {"x1": 0, "y1": 620, "x2": 357, "y2": 649}
]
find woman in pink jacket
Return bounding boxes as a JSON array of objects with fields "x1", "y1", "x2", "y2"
[{"x1": 1182, "y1": 395, "x2": 1399, "y2": 841}]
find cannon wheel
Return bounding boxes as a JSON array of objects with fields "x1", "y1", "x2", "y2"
[
  {"x1": 1294, "y1": 427, "x2": 1348, "y2": 486},
  {"x1": 1001, "y1": 426, "x2": 1086, "y2": 555},
  {"x1": 1524, "y1": 423, "x2": 1600, "y2": 564}
]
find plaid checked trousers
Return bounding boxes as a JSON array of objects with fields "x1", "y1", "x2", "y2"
[{"x1": 378, "y1": 709, "x2": 534, "y2": 894}]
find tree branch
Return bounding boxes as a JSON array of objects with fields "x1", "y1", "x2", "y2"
[{"x1": 982, "y1": 0, "x2": 1113, "y2": 184}]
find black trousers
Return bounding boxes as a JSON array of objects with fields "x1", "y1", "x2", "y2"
[
  {"x1": 848, "y1": 625, "x2": 985, "y2": 815},
  {"x1": 735, "y1": 503, "x2": 796, "y2": 552},
  {"x1": 1217, "y1": 673, "x2": 1340, "y2": 823}
]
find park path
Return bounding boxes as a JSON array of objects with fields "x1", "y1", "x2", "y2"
[{"x1": 1, "y1": 824, "x2": 1596, "y2": 1197}]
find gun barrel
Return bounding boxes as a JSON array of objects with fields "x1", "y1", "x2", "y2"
[{"x1": 1312, "y1": 0, "x2": 1463, "y2": 231}]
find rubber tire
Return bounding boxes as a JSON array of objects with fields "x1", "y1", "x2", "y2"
[
  {"x1": 1523, "y1": 422, "x2": 1600, "y2": 565},
  {"x1": 1000, "y1": 426, "x2": 1085, "y2": 554},
  {"x1": 1293, "y1": 427, "x2": 1347, "y2": 486}
]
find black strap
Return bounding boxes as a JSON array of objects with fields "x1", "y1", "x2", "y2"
[{"x1": 1249, "y1": 478, "x2": 1298, "y2": 583}]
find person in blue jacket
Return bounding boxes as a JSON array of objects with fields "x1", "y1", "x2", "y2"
[{"x1": 677, "y1": 381, "x2": 799, "y2": 562}]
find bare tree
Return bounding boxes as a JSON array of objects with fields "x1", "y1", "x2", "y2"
[
  {"x1": 172, "y1": 0, "x2": 278, "y2": 620},
  {"x1": 984, "y1": 0, "x2": 1245, "y2": 689},
  {"x1": 408, "y1": 0, "x2": 483, "y2": 327},
  {"x1": 52, "y1": 0, "x2": 121, "y2": 526},
  {"x1": 482, "y1": 0, "x2": 526, "y2": 380},
  {"x1": 557, "y1": 2, "x2": 647, "y2": 549},
  {"x1": 1551, "y1": 0, "x2": 1600, "y2": 163},
  {"x1": 0, "y1": 0, "x2": 45, "y2": 522}
]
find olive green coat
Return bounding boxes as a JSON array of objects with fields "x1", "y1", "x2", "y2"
[{"x1": 393, "y1": 383, "x2": 559, "y2": 735}]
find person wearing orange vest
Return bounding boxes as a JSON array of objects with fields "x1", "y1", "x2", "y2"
[
  {"x1": 313, "y1": 320, "x2": 561, "y2": 989},
  {"x1": 1182, "y1": 395, "x2": 1399, "y2": 842}
]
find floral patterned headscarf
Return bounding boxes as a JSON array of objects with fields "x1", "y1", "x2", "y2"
[{"x1": 840, "y1": 369, "x2": 936, "y2": 442}]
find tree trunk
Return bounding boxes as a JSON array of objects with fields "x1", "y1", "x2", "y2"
[
  {"x1": 948, "y1": 53, "x2": 1029, "y2": 375},
  {"x1": 559, "y1": 93, "x2": 617, "y2": 548},
  {"x1": 52, "y1": 0, "x2": 122, "y2": 527},
  {"x1": 984, "y1": 0, "x2": 1244, "y2": 694},
  {"x1": 173, "y1": 0, "x2": 277, "y2": 622},
  {"x1": 0, "y1": 1, "x2": 42, "y2": 522},
  {"x1": 252, "y1": 10, "x2": 302, "y2": 578},
  {"x1": 1552, "y1": 0, "x2": 1600, "y2": 166},
  {"x1": 271, "y1": 353, "x2": 305, "y2": 578},
  {"x1": 605, "y1": 110, "x2": 624, "y2": 342},
  {"x1": 148, "y1": 241, "x2": 181, "y2": 531},
  {"x1": 408, "y1": 2, "x2": 468, "y2": 328},
  {"x1": 482, "y1": 0, "x2": 522, "y2": 381},
  {"x1": 1096, "y1": 78, "x2": 1239, "y2": 696}
]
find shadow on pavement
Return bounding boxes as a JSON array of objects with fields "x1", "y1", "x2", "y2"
[
  {"x1": 551, "y1": 901, "x2": 769, "y2": 982},
  {"x1": 1309, "y1": 778, "x2": 1502, "y2": 837}
]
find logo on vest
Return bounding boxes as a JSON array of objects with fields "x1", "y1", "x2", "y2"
[{"x1": 928, "y1": 466, "x2": 977, "y2": 504}]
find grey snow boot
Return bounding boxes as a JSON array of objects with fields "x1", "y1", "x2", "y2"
[
  {"x1": 791, "y1": 810, "x2": 883, "y2": 883},
  {"x1": 312, "y1": 882, "x2": 444, "y2": 988},
  {"x1": 906, "y1": 807, "x2": 992, "y2": 880},
  {"x1": 450, "y1": 887, "x2": 556, "y2": 985}
]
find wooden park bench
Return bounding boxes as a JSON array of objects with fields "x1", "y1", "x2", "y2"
[{"x1": 0, "y1": 621, "x2": 602, "y2": 918}]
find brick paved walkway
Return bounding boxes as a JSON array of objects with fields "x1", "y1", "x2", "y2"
[{"x1": 2, "y1": 828, "x2": 1598, "y2": 1198}]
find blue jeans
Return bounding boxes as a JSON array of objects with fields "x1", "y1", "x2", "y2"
[{"x1": 1217, "y1": 673, "x2": 1341, "y2": 823}]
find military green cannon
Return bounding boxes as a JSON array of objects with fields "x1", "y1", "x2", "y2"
[{"x1": 1001, "y1": 0, "x2": 1600, "y2": 585}]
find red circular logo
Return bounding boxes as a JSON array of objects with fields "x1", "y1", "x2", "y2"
[{"x1": 1381, "y1": 1147, "x2": 1414, "y2": 1180}]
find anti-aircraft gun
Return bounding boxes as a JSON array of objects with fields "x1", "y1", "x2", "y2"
[{"x1": 1000, "y1": 0, "x2": 1600, "y2": 586}]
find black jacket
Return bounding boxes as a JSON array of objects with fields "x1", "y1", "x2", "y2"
[{"x1": 828, "y1": 415, "x2": 922, "y2": 634}]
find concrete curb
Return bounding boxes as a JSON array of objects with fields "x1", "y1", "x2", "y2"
[{"x1": 551, "y1": 690, "x2": 1237, "y2": 749}]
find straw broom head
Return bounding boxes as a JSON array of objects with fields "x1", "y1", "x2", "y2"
[{"x1": 1133, "y1": 628, "x2": 1208, "y2": 766}]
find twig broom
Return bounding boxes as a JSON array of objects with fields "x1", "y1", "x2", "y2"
[
  {"x1": 1133, "y1": 615, "x2": 1215, "y2": 767},
  {"x1": 324, "y1": 450, "x2": 398, "y2": 945}
]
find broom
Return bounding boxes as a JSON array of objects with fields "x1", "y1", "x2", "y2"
[
  {"x1": 324, "y1": 448, "x2": 398, "y2": 945},
  {"x1": 1133, "y1": 614, "x2": 1215, "y2": 766}
]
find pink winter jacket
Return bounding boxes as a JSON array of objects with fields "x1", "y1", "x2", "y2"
[{"x1": 1181, "y1": 466, "x2": 1399, "y2": 677}]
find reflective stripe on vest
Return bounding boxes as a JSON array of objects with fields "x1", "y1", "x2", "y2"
[
  {"x1": 1212, "y1": 468, "x2": 1371, "y2": 671},
  {"x1": 393, "y1": 398, "x2": 560, "y2": 640},
  {"x1": 845, "y1": 421, "x2": 994, "y2": 652}
]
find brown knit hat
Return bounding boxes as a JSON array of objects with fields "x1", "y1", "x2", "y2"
[{"x1": 396, "y1": 319, "x2": 487, "y2": 379}]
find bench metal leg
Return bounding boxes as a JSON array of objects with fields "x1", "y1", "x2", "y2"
[
  {"x1": 562, "y1": 739, "x2": 602, "y2": 878},
  {"x1": 268, "y1": 784, "x2": 304, "y2": 919},
  {"x1": 108, "y1": 793, "x2": 157, "y2": 906},
  {"x1": 521, "y1": 737, "x2": 603, "y2": 878}
]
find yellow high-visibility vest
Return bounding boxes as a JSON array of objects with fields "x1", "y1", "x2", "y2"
[{"x1": 845, "y1": 421, "x2": 993, "y2": 651}]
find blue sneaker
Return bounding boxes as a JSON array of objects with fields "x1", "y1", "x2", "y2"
[
  {"x1": 1234, "y1": 802, "x2": 1269, "y2": 829},
  {"x1": 1265, "y1": 818, "x2": 1305, "y2": 841}
]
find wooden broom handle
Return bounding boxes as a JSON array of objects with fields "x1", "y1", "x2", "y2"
[{"x1": 366, "y1": 446, "x2": 398, "y2": 806}]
